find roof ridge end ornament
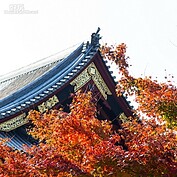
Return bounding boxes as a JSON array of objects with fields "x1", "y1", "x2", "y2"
[{"x1": 91, "y1": 27, "x2": 101, "y2": 47}]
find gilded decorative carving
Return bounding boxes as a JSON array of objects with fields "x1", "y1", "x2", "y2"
[
  {"x1": 38, "y1": 95, "x2": 59, "y2": 113},
  {"x1": 0, "y1": 113, "x2": 28, "y2": 132},
  {"x1": 70, "y1": 68, "x2": 91, "y2": 91},
  {"x1": 119, "y1": 112, "x2": 128, "y2": 123},
  {"x1": 89, "y1": 63, "x2": 112, "y2": 99},
  {"x1": 70, "y1": 62, "x2": 112, "y2": 99}
]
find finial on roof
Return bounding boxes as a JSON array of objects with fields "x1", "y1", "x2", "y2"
[{"x1": 91, "y1": 27, "x2": 101, "y2": 47}]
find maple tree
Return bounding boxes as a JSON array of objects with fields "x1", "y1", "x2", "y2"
[
  {"x1": 101, "y1": 43, "x2": 177, "y2": 128},
  {"x1": 120, "y1": 119, "x2": 177, "y2": 176},
  {"x1": 0, "y1": 91, "x2": 128, "y2": 177},
  {"x1": 0, "y1": 42, "x2": 176, "y2": 177},
  {"x1": 26, "y1": 91, "x2": 127, "y2": 177},
  {"x1": 0, "y1": 139, "x2": 31, "y2": 177},
  {"x1": 101, "y1": 43, "x2": 177, "y2": 176}
]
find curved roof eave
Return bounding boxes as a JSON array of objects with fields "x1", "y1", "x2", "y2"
[{"x1": 0, "y1": 42, "x2": 100, "y2": 119}]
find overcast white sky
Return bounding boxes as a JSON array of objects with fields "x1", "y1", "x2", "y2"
[{"x1": 0, "y1": 0, "x2": 177, "y2": 84}]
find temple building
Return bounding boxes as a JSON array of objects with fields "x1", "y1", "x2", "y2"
[{"x1": 0, "y1": 29, "x2": 132, "y2": 149}]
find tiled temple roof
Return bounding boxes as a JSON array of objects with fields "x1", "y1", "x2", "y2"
[
  {"x1": 0, "y1": 40, "x2": 100, "y2": 119},
  {"x1": 0, "y1": 44, "x2": 80, "y2": 99},
  {"x1": 1, "y1": 29, "x2": 127, "y2": 150},
  {"x1": 0, "y1": 126, "x2": 37, "y2": 150}
]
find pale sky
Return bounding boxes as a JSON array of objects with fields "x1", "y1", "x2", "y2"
[{"x1": 0, "y1": 0, "x2": 177, "y2": 85}]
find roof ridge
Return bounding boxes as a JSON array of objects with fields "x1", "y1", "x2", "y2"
[
  {"x1": 0, "y1": 43, "x2": 81, "y2": 84},
  {"x1": 0, "y1": 60, "x2": 61, "y2": 85}
]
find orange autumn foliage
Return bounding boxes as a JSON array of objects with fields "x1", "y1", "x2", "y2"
[
  {"x1": 101, "y1": 43, "x2": 177, "y2": 128},
  {"x1": 0, "y1": 42, "x2": 176, "y2": 177},
  {"x1": 26, "y1": 91, "x2": 126, "y2": 177},
  {"x1": 0, "y1": 91, "x2": 124, "y2": 176},
  {"x1": 101, "y1": 43, "x2": 177, "y2": 176},
  {"x1": 0, "y1": 89, "x2": 175, "y2": 177},
  {"x1": 120, "y1": 119, "x2": 177, "y2": 176}
]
